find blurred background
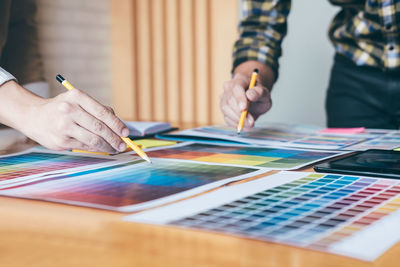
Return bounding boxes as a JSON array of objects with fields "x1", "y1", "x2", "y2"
[{"x1": 36, "y1": 0, "x2": 339, "y2": 128}]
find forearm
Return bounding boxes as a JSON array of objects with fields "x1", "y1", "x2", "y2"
[
  {"x1": 234, "y1": 60, "x2": 276, "y2": 90},
  {"x1": 232, "y1": 0, "x2": 291, "y2": 81},
  {"x1": 0, "y1": 80, "x2": 44, "y2": 131}
]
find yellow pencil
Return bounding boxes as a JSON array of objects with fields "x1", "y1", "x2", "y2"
[
  {"x1": 237, "y1": 69, "x2": 258, "y2": 134},
  {"x1": 56, "y1": 74, "x2": 152, "y2": 163},
  {"x1": 72, "y1": 149, "x2": 110, "y2": 156}
]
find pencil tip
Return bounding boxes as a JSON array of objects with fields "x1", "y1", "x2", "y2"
[
  {"x1": 143, "y1": 156, "x2": 152, "y2": 164},
  {"x1": 56, "y1": 74, "x2": 65, "y2": 83}
]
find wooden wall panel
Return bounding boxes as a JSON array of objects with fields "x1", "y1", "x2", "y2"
[
  {"x1": 179, "y1": 0, "x2": 195, "y2": 124},
  {"x1": 111, "y1": 0, "x2": 238, "y2": 125},
  {"x1": 165, "y1": 0, "x2": 180, "y2": 123},
  {"x1": 151, "y1": 0, "x2": 166, "y2": 121},
  {"x1": 136, "y1": 0, "x2": 152, "y2": 121},
  {"x1": 110, "y1": 0, "x2": 137, "y2": 119},
  {"x1": 210, "y1": 0, "x2": 238, "y2": 125},
  {"x1": 194, "y1": 0, "x2": 210, "y2": 125}
]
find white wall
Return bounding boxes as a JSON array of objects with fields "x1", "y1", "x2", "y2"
[{"x1": 254, "y1": 1, "x2": 339, "y2": 127}]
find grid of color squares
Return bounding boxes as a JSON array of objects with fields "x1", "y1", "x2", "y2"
[
  {"x1": 197, "y1": 125, "x2": 309, "y2": 142},
  {"x1": 0, "y1": 160, "x2": 256, "y2": 210},
  {"x1": 291, "y1": 135, "x2": 367, "y2": 149},
  {"x1": 348, "y1": 135, "x2": 400, "y2": 150},
  {"x1": 192, "y1": 126, "x2": 370, "y2": 149},
  {"x1": 0, "y1": 152, "x2": 113, "y2": 181},
  {"x1": 147, "y1": 143, "x2": 340, "y2": 169},
  {"x1": 169, "y1": 173, "x2": 400, "y2": 251}
]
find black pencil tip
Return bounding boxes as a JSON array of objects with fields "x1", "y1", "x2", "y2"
[{"x1": 56, "y1": 74, "x2": 65, "y2": 83}]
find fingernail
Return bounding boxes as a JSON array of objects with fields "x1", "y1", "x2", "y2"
[
  {"x1": 122, "y1": 128, "x2": 129, "y2": 137},
  {"x1": 239, "y1": 102, "x2": 246, "y2": 110},
  {"x1": 119, "y1": 143, "x2": 126, "y2": 152}
]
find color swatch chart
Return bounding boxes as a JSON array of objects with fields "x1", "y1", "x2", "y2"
[
  {"x1": 173, "y1": 125, "x2": 371, "y2": 150},
  {"x1": 0, "y1": 159, "x2": 261, "y2": 212},
  {"x1": 146, "y1": 143, "x2": 343, "y2": 170},
  {"x1": 0, "y1": 151, "x2": 113, "y2": 182},
  {"x1": 127, "y1": 171, "x2": 400, "y2": 260},
  {"x1": 347, "y1": 132, "x2": 400, "y2": 151}
]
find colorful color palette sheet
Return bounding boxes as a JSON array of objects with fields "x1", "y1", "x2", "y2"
[
  {"x1": 163, "y1": 125, "x2": 374, "y2": 150},
  {"x1": 126, "y1": 171, "x2": 400, "y2": 261},
  {"x1": 146, "y1": 142, "x2": 347, "y2": 170},
  {"x1": 0, "y1": 155, "x2": 267, "y2": 212},
  {"x1": 0, "y1": 149, "x2": 115, "y2": 184},
  {"x1": 346, "y1": 132, "x2": 400, "y2": 151}
]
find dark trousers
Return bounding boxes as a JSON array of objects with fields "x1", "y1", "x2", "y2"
[{"x1": 326, "y1": 54, "x2": 400, "y2": 129}]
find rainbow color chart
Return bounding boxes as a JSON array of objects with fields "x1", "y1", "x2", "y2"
[
  {"x1": 167, "y1": 125, "x2": 371, "y2": 150},
  {"x1": 146, "y1": 143, "x2": 344, "y2": 170},
  {"x1": 0, "y1": 151, "x2": 113, "y2": 182},
  {"x1": 126, "y1": 171, "x2": 400, "y2": 261},
  {"x1": 0, "y1": 157, "x2": 262, "y2": 212},
  {"x1": 347, "y1": 132, "x2": 400, "y2": 151}
]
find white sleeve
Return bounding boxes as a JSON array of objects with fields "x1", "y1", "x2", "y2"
[{"x1": 0, "y1": 67, "x2": 17, "y2": 86}]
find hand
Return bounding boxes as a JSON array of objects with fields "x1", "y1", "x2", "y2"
[
  {"x1": 220, "y1": 73, "x2": 272, "y2": 130},
  {"x1": 0, "y1": 81, "x2": 129, "y2": 154},
  {"x1": 26, "y1": 89, "x2": 130, "y2": 153}
]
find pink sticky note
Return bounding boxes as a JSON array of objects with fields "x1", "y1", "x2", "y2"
[{"x1": 319, "y1": 127, "x2": 366, "y2": 134}]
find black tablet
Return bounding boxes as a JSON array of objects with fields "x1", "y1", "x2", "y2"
[{"x1": 314, "y1": 149, "x2": 400, "y2": 179}]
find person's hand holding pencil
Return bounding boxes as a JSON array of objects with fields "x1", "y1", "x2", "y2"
[
  {"x1": 56, "y1": 75, "x2": 151, "y2": 163},
  {"x1": 220, "y1": 61, "x2": 274, "y2": 131}
]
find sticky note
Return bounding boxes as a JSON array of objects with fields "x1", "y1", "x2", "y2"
[
  {"x1": 128, "y1": 139, "x2": 177, "y2": 149},
  {"x1": 319, "y1": 127, "x2": 365, "y2": 134}
]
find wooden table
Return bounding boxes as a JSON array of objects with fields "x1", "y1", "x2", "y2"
[{"x1": 1, "y1": 131, "x2": 400, "y2": 267}]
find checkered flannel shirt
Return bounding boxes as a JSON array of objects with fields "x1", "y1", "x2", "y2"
[{"x1": 233, "y1": 0, "x2": 400, "y2": 77}]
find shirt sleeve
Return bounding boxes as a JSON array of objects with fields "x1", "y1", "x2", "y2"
[
  {"x1": 0, "y1": 0, "x2": 45, "y2": 85},
  {"x1": 232, "y1": 0, "x2": 291, "y2": 79},
  {"x1": 0, "y1": 66, "x2": 17, "y2": 86}
]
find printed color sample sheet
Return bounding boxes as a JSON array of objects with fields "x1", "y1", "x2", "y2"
[
  {"x1": 127, "y1": 171, "x2": 400, "y2": 261},
  {"x1": 168, "y1": 125, "x2": 372, "y2": 150},
  {"x1": 146, "y1": 142, "x2": 346, "y2": 170},
  {"x1": 0, "y1": 154, "x2": 266, "y2": 212},
  {"x1": 346, "y1": 132, "x2": 400, "y2": 151},
  {"x1": 0, "y1": 150, "x2": 114, "y2": 182}
]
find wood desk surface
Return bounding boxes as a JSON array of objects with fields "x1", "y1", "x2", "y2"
[{"x1": 1, "y1": 132, "x2": 400, "y2": 267}]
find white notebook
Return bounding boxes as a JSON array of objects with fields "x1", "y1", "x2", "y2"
[{"x1": 124, "y1": 121, "x2": 172, "y2": 137}]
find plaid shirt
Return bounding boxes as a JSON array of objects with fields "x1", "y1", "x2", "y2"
[{"x1": 233, "y1": 0, "x2": 400, "y2": 77}]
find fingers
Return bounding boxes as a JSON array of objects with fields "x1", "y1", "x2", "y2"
[
  {"x1": 72, "y1": 106, "x2": 126, "y2": 152},
  {"x1": 68, "y1": 123, "x2": 117, "y2": 154},
  {"x1": 231, "y1": 74, "x2": 250, "y2": 111},
  {"x1": 244, "y1": 113, "x2": 255, "y2": 129},
  {"x1": 232, "y1": 85, "x2": 248, "y2": 111},
  {"x1": 67, "y1": 89, "x2": 129, "y2": 137},
  {"x1": 221, "y1": 99, "x2": 241, "y2": 123},
  {"x1": 246, "y1": 86, "x2": 264, "y2": 102},
  {"x1": 224, "y1": 112, "x2": 254, "y2": 129},
  {"x1": 221, "y1": 78, "x2": 249, "y2": 126},
  {"x1": 224, "y1": 116, "x2": 237, "y2": 128},
  {"x1": 59, "y1": 137, "x2": 89, "y2": 151},
  {"x1": 221, "y1": 73, "x2": 271, "y2": 129}
]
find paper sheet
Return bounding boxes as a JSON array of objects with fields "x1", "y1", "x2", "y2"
[
  {"x1": 134, "y1": 139, "x2": 177, "y2": 149},
  {"x1": 346, "y1": 132, "x2": 400, "y2": 151},
  {"x1": 164, "y1": 124, "x2": 377, "y2": 150},
  {"x1": 0, "y1": 148, "x2": 268, "y2": 212},
  {"x1": 144, "y1": 142, "x2": 349, "y2": 170},
  {"x1": 126, "y1": 171, "x2": 400, "y2": 261}
]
